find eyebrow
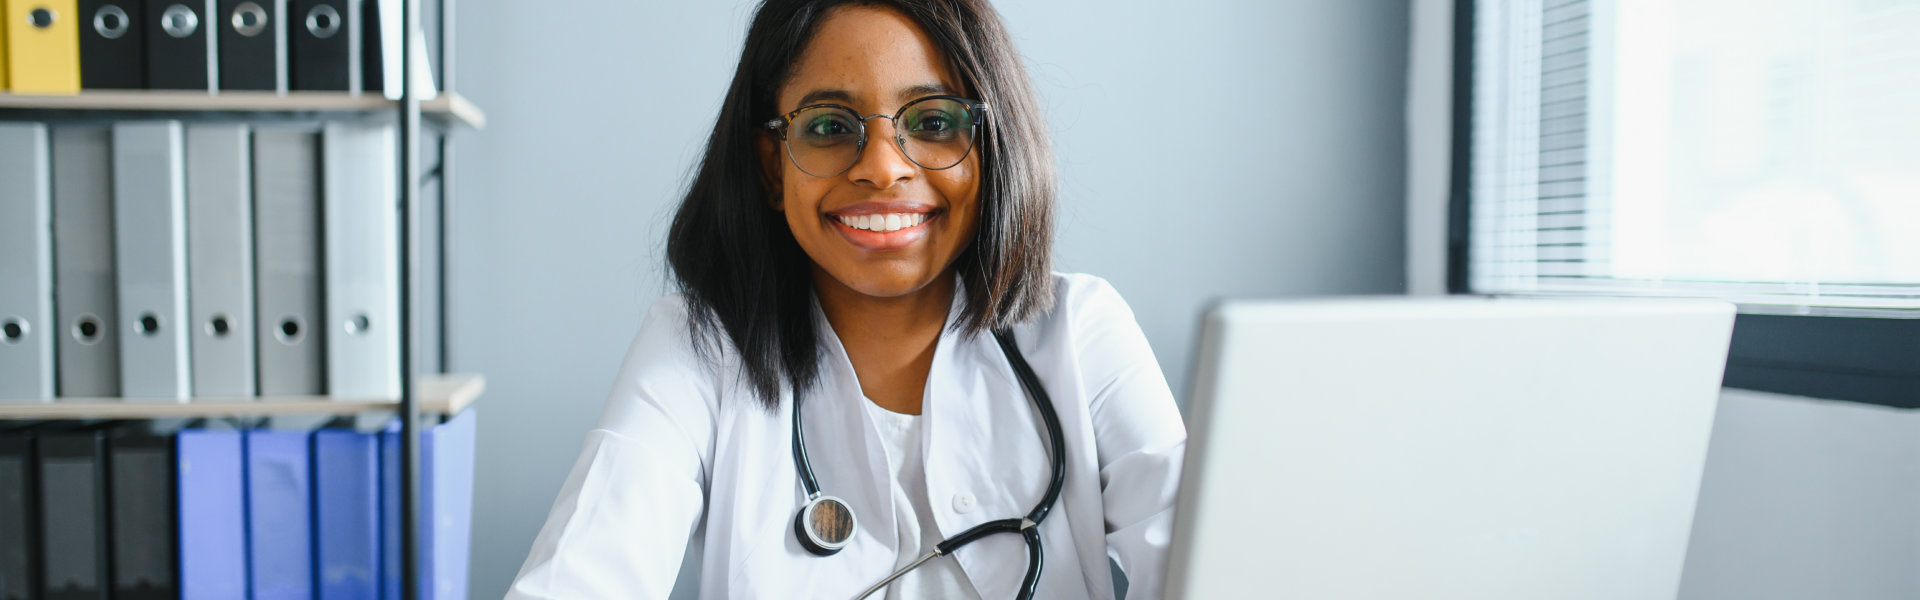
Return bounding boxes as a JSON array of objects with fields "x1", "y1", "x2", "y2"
[{"x1": 793, "y1": 83, "x2": 960, "y2": 110}]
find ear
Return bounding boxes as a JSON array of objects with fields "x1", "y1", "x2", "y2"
[{"x1": 758, "y1": 132, "x2": 785, "y2": 211}]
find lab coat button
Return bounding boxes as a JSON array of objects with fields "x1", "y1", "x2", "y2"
[{"x1": 953, "y1": 492, "x2": 977, "y2": 514}]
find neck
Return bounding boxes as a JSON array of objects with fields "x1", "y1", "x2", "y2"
[
  {"x1": 813, "y1": 267, "x2": 955, "y2": 414},
  {"x1": 813, "y1": 268, "x2": 956, "y2": 345}
]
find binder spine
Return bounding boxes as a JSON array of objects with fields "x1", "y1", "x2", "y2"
[
  {"x1": 175, "y1": 429, "x2": 247, "y2": 600},
  {"x1": 322, "y1": 121, "x2": 399, "y2": 399},
  {"x1": 0, "y1": 430, "x2": 42, "y2": 600},
  {"x1": 186, "y1": 124, "x2": 259, "y2": 398},
  {"x1": 50, "y1": 127, "x2": 121, "y2": 399},
  {"x1": 216, "y1": 0, "x2": 284, "y2": 91},
  {"x1": 0, "y1": 124, "x2": 55, "y2": 403},
  {"x1": 287, "y1": 0, "x2": 352, "y2": 91},
  {"x1": 142, "y1": 0, "x2": 215, "y2": 90},
  {"x1": 36, "y1": 430, "x2": 110, "y2": 600},
  {"x1": 112, "y1": 121, "x2": 192, "y2": 401},
  {"x1": 5, "y1": 0, "x2": 83, "y2": 93},
  {"x1": 106, "y1": 430, "x2": 179, "y2": 600},
  {"x1": 252, "y1": 126, "x2": 327, "y2": 396},
  {"x1": 78, "y1": 0, "x2": 146, "y2": 89}
]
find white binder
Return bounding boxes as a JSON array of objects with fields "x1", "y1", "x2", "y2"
[
  {"x1": 321, "y1": 121, "x2": 400, "y2": 399},
  {"x1": 51, "y1": 127, "x2": 122, "y2": 399},
  {"x1": 0, "y1": 124, "x2": 54, "y2": 402},
  {"x1": 253, "y1": 126, "x2": 327, "y2": 396},
  {"x1": 112, "y1": 121, "x2": 193, "y2": 401},
  {"x1": 186, "y1": 124, "x2": 258, "y2": 398}
]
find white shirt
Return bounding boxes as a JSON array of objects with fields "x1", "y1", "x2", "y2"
[
  {"x1": 506, "y1": 272, "x2": 1187, "y2": 599},
  {"x1": 865, "y1": 402, "x2": 982, "y2": 600}
]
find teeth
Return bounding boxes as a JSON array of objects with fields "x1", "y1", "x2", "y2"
[{"x1": 837, "y1": 212, "x2": 930, "y2": 233}]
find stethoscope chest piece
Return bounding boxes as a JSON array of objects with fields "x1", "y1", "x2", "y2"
[{"x1": 795, "y1": 494, "x2": 857, "y2": 556}]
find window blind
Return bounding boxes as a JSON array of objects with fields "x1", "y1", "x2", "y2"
[{"x1": 1467, "y1": 0, "x2": 1920, "y2": 315}]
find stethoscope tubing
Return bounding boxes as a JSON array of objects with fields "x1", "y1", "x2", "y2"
[{"x1": 796, "y1": 329, "x2": 1066, "y2": 600}]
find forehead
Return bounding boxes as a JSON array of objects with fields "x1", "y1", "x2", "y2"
[{"x1": 780, "y1": 5, "x2": 965, "y2": 111}]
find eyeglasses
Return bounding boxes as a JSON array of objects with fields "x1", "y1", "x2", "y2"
[{"x1": 764, "y1": 95, "x2": 989, "y2": 178}]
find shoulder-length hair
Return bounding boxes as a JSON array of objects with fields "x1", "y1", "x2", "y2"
[{"x1": 666, "y1": 0, "x2": 1057, "y2": 411}]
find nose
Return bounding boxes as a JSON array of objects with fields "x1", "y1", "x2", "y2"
[{"x1": 845, "y1": 116, "x2": 915, "y2": 189}]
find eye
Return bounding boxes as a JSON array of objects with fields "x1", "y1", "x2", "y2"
[
  {"x1": 803, "y1": 114, "x2": 856, "y2": 138},
  {"x1": 909, "y1": 111, "x2": 954, "y2": 133}
]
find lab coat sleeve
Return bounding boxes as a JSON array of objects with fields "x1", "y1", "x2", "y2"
[
  {"x1": 506, "y1": 296, "x2": 720, "y2": 599},
  {"x1": 1071, "y1": 275, "x2": 1187, "y2": 600}
]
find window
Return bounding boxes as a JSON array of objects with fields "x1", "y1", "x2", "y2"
[{"x1": 1450, "y1": 0, "x2": 1920, "y2": 407}]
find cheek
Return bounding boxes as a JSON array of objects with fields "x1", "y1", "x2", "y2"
[{"x1": 933, "y1": 160, "x2": 983, "y2": 232}]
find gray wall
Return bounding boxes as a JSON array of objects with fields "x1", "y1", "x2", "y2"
[
  {"x1": 1405, "y1": 1, "x2": 1920, "y2": 597},
  {"x1": 450, "y1": 0, "x2": 1409, "y2": 597}
]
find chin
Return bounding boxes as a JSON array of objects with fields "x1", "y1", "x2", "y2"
[{"x1": 823, "y1": 262, "x2": 944, "y2": 299}]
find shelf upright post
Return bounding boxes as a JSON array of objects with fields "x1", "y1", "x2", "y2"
[
  {"x1": 438, "y1": 0, "x2": 455, "y2": 371},
  {"x1": 398, "y1": 0, "x2": 425, "y2": 597}
]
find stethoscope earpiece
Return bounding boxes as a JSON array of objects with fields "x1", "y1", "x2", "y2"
[{"x1": 794, "y1": 495, "x2": 856, "y2": 556}]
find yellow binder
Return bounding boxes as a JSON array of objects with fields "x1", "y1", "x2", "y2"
[{"x1": 5, "y1": 0, "x2": 81, "y2": 94}]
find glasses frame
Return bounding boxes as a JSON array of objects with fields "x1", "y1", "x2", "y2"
[{"x1": 763, "y1": 95, "x2": 990, "y2": 178}]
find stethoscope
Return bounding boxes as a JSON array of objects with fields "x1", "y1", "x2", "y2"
[{"x1": 791, "y1": 330, "x2": 1066, "y2": 600}]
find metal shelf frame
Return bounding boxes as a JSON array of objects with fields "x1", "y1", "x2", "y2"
[{"x1": 0, "y1": 1, "x2": 467, "y2": 597}]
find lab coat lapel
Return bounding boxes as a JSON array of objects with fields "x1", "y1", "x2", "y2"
[
  {"x1": 808, "y1": 302, "x2": 902, "y2": 569},
  {"x1": 924, "y1": 294, "x2": 1053, "y2": 599}
]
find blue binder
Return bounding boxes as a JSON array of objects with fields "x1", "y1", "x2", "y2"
[
  {"x1": 380, "y1": 409, "x2": 475, "y2": 600},
  {"x1": 246, "y1": 429, "x2": 314, "y2": 600},
  {"x1": 175, "y1": 429, "x2": 247, "y2": 600},
  {"x1": 314, "y1": 428, "x2": 380, "y2": 599}
]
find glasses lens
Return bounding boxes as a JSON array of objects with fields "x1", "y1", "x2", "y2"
[
  {"x1": 787, "y1": 106, "x2": 863, "y2": 176},
  {"x1": 897, "y1": 98, "x2": 977, "y2": 170}
]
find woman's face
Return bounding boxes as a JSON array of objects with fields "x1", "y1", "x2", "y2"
[{"x1": 764, "y1": 5, "x2": 982, "y2": 300}]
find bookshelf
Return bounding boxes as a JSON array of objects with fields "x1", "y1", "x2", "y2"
[
  {"x1": 0, "y1": 90, "x2": 487, "y2": 129},
  {"x1": 0, "y1": 1, "x2": 473, "y2": 597},
  {"x1": 0, "y1": 374, "x2": 485, "y2": 420}
]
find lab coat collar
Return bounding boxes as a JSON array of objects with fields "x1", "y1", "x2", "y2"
[
  {"x1": 810, "y1": 275, "x2": 1051, "y2": 599},
  {"x1": 805, "y1": 275, "x2": 969, "y2": 563}
]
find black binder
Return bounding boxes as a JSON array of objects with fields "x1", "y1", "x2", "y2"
[
  {"x1": 78, "y1": 0, "x2": 146, "y2": 89},
  {"x1": 290, "y1": 0, "x2": 356, "y2": 91},
  {"x1": 144, "y1": 0, "x2": 216, "y2": 90},
  {"x1": 105, "y1": 429, "x2": 178, "y2": 600},
  {"x1": 35, "y1": 429, "x2": 110, "y2": 600},
  {"x1": 217, "y1": 0, "x2": 284, "y2": 90},
  {"x1": 0, "y1": 428, "x2": 39, "y2": 600}
]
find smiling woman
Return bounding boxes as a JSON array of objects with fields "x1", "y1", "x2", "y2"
[{"x1": 505, "y1": 1, "x2": 1185, "y2": 599}]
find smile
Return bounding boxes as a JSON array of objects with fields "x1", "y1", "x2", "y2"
[
  {"x1": 835, "y1": 213, "x2": 929, "y2": 232},
  {"x1": 824, "y1": 209, "x2": 941, "y2": 252}
]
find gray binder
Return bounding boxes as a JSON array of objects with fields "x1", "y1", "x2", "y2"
[
  {"x1": 52, "y1": 127, "x2": 122, "y2": 399},
  {"x1": 322, "y1": 122, "x2": 399, "y2": 399},
  {"x1": 0, "y1": 124, "x2": 55, "y2": 403},
  {"x1": 254, "y1": 127, "x2": 327, "y2": 396},
  {"x1": 113, "y1": 122, "x2": 193, "y2": 401},
  {"x1": 186, "y1": 124, "x2": 258, "y2": 399}
]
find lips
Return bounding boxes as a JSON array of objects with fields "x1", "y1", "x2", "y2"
[{"x1": 823, "y1": 202, "x2": 942, "y2": 252}]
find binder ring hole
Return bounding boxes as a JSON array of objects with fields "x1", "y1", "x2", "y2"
[
  {"x1": 231, "y1": 1, "x2": 267, "y2": 36},
  {"x1": 208, "y1": 314, "x2": 232, "y2": 338},
  {"x1": 138, "y1": 313, "x2": 163, "y2": 336},
  {"x1": 277, "y1": 316, "x2": 305, "y2": 344},
  {"x1": 74, "y1": 315, "x2": 103, "y2": 345},
  {"x1": 345, "y1": 314, "x2": 370, "y2": 335},
  {"x1": 28, "y1": 7, "x2": 54, "y2": 28},
  {"x1": 92, "y1": 5, "x2": 128, "y2": 38},
  {"x1": 2, "y1": 318, "x2": 26, "y2": 343},
  {"x1": 161, "y1": 4, "x2": 199, "y2": 38},
  {"x1": 305, "y1": 5, "x2": 339, "y2": 39}
]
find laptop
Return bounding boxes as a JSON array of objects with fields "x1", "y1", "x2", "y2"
[{"x1": 1163, "y1": 296, "x2": 1735, "y2": 599}]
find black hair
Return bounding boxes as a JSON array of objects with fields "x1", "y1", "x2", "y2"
[{"x1": 666, "y1": 0, "x2": 1056, "y2": 411}]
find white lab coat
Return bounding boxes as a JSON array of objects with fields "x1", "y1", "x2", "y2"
[{"x1": 506, "y1": 272, "x2": 1187, "y2": 599}]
